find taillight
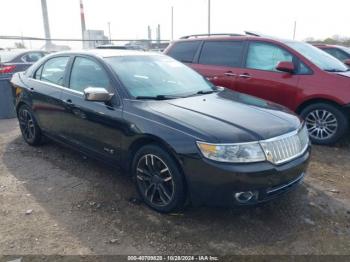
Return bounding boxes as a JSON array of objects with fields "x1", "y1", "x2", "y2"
[{"x1": 0, "y1": 65, "x2": 16, "y2": 74}]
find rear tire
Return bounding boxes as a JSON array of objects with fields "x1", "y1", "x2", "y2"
[
  {"x1": 132, "y1": 144, "x2": 186, "y2": 213},
  {"x1": 17, "y1": 104, "x2": 43, "y2": 146},
  {"x1": 300, "y1": 103, "x2": 348, "y2": 145}
]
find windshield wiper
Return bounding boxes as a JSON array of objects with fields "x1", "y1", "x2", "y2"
[
  {"x1": 135, "y1": 95, "x2": 180, "y2": 100},
  {"x1": 184, "y1": 89, "x2": 218, "y2": 98},
  {"x1": 196, "y1": 90, "x2": 217, "y2": 95},
  {"x1": 324, "y1": 69, "x2": 347, "y2": 73}
]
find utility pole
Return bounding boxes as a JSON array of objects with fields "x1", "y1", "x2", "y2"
[
  {"x1": 156, "y1": 24, "x2": 161, "y2": 45},
  {"x1": 293, "y1": 21, "x2": 297, "y2": 40},
  {"x1": 208, "y1": 0, "x2": 211, "y2": 35},
  {"x1": 108, "y1": 22, "x2": 111, "y2": 43},
  {"x1": 171, "y1": 6, "x2": 174, "y2": 41},
  {"x1": 80, "y1": 0, "x2": 86, "y2": 41},
  {"x1": 40, "y1": 0, "x2": 51, "y2": 49},
  {"x1": 148, "y1": 25, "x2": 152, "y2": 41}
]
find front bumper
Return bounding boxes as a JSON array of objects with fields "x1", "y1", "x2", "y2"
[{"x1": 182, "y1": 147, "x2": 311, "y2": 207}]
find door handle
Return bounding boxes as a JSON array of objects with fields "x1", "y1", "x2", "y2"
[
  {"x1": 64, "y1": 99, "x2": 73, "y2": 105},
  {"x1": 29, "y1": 87, "x2": 34, "y2": 92},
  {"x1": 206, "y1": 76, "x2": 218, "y2": 81},
  {"x1": 239, "y1": 73, "x2": 252, "y2": 79},
  {"x1": 224, "y1": 72, "x2": 236, "y2": 77}
]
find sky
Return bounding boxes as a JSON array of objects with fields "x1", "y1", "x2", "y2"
[{"x1": 0, "y1": 0, "x2": 349, "y2": 49}]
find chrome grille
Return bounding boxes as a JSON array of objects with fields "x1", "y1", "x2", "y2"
[{"x1": 260, "y1": 125, "x2": 309, "y2": 165}]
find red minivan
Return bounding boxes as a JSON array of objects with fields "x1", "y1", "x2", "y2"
[{"x1": 164, "y1": 34, "x2": 350, "y2": 145}]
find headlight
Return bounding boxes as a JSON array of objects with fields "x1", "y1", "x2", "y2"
[{"x1": 196, "y1": 141, "x2": 266, "y2": 163}]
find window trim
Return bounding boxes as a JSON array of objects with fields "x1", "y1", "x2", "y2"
[{"x1": 243, "y1": 41, "x2": 313, "y2": 75}]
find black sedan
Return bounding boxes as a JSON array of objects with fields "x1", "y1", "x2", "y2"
[{"x1": 10, "y1": 50, "x2": 311, "y2": 213}]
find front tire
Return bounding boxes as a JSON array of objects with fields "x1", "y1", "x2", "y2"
[
  {"x1": 18, "y1": 104, "x2": 43, "y2": 146},
  {"x1": 132, "y1": 144, "x2": 186, "y2": 213},
  {"x1": 300, "y1": 103, "x2": 348, "y2": 145}
]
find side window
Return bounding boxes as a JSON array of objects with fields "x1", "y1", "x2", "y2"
[
  {"x1": 69, "y1": 57, "x2": 110, "y2": 93},
  {"x1": 324, "y1": 48, "x2": 349, "y2": 61},
  {"x1": 298, "y1": 62, "x2": 312, "y2": 74},
  {"x1": 23, "y1": 52, "x2": 44, "y2": 63},
  {"x1": 41, "y1": 56, "x2": 70, "y2": 86},
  {"x1": 199, "y1": 41, "x2": 243, "y2": 67},
  {"x1": 246, "y1": 42, "x2": 293, "y2": 72},
  {"x1": 167, "y1": 41, "x2": 200, "y2": 63}
]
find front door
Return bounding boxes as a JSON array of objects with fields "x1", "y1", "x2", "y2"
[
  {"x1": 235, "y1": 41, "x2": 300, "y2": 109},
  {"x1": 60, "y1": 56, "x2": 124, "y2": 161}
]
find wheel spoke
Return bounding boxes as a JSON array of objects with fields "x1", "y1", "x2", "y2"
[
  {"x1": 160, "y1": 167, "x2": 168, "y2": 174},
  {"x1": 149, "y1": 184, "x2": 157, "y2": 202},
  {"x1": 145, "y1": 183, "x2": 155, "y2": 196},
  {"x1": 158, "y1": 184, "x2": 172, "y2": 201}
]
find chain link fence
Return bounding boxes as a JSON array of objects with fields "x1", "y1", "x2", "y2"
[{"x1": 0, "y1": 36, "x2": 170, "y2": 52}]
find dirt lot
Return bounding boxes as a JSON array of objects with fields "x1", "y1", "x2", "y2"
[{"x1": 0, "y1": 118, "x2": 350, "y2": 255}]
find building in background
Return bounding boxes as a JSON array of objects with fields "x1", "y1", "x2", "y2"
[{"x1": 83, "y1": 30, "x2": 109, "y2": 49}]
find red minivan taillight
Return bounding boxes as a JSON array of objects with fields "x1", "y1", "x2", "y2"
[{"x1": 0, "y1": 65, "x2": 16, "y2": 74}]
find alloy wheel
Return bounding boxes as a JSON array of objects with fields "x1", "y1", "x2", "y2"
[
  {"x1": 305, "y1": 109, "x2": 338, "y2": 140},
  {"x1": 18, "y1": 108, "x2": 36, "y2": 141},
  {"x1": 136, "y1": 154, "x2": 175, "y2": 207}
]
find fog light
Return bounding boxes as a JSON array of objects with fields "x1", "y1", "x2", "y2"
[{"x1": 234, "y1": 191, "x2": 257, "y2": 203}]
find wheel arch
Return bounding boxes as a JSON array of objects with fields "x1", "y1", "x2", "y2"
[
  {"x1": 126, "y1": 134, "x2": 185, "y2": 175},
  {"x1": 16, "y1": 101, "x2": 30, "y2": 115},
  {"x1": 296, "y1": 98, "x2": 344, "y2": 114}
]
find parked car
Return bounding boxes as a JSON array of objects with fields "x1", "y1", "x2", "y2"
[
  {"x1": 0, "y1": 49, "x2": 48, "y2": 119},
  {"x1": 0, "y1": 49, "x2": 47, "y2": 80},
  {"x1": 314, "y1": 44, "x2": 350, "y2": 67},
  {"x1": 164, "y1": 34, "x2": 350, "y2": 145},
  {"x1": 10, "y1": 50, "x2": 310, "y2": 213}
]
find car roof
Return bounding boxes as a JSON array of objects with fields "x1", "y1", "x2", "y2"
[
  {"x1": 50, "y1": 49, "x2": 161, "y2": 58},
  {"x1": 313, "y1": 44, "x2": 340, "y2": 48},
  {"x1": 172, "y1": 35, "x2": 294, "y2": 45}
]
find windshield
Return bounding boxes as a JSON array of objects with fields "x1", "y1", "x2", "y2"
[
  {"x1": 286, "y1": 42, "x2": 348, "y2": 72},
  {"x1": 339, "y1": 46, "x2": 350, "y2": 55},
  {"x1": 105, "y1": 55, "x2": 215, "y2": 98}
]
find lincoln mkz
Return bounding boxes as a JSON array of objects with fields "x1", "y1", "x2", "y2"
[{"x1": 11, "y1": 50, "x2": 311, "y2": 212}]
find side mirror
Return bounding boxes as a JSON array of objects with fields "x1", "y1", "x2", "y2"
[
  {"x1": 83, "y1": 87, "x2": 114, "y2": 102},
  {"x1": 276, "y1": 61, "x2": 295, "y2": 74},
  {"x1": 344, "y1": 59, "x2": 350, "y2": 66}
]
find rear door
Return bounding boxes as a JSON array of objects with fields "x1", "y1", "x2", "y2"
[
  {"x1": 190, "y1": 40, "x2": 245, "y2": 89},
  {"x1": 235, "y1": 41, "x2": 302, "y2": 109},
  {"x1": 60, "y1": 55, "x2": 124, "y2": 161},
  {"x1": 28, "y1": 56, "x2": 71, "y2": 135}
]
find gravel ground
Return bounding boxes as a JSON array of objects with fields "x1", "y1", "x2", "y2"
[{"x1": 0, "y1": 118, "x2": 350, "y2": 255}]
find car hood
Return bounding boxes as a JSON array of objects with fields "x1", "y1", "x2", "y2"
[{"x1": 147, "y1": 90, "x2": 301, "y2": 143}]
